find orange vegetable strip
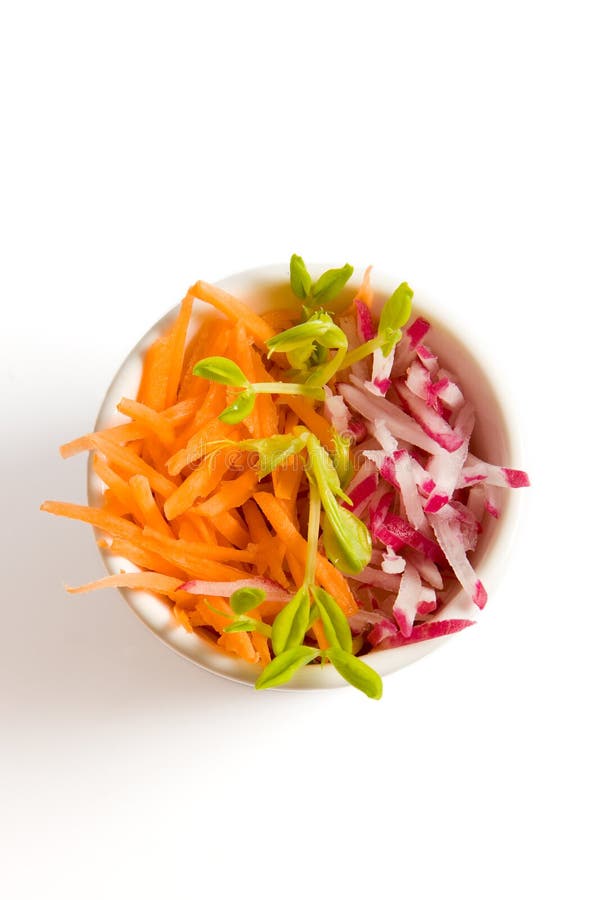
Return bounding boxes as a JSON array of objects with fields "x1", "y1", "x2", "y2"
[
  {"x1": 100, "y1": 537, "x2": 185, "y2": 579},
  {"x1": 129, "y1": 474, "x2": 173, "y2": 537},
  {"x1": 89, "y1": 435, "x2": 176, "y2": 498},
  {"x1": 101, "y1": 492, "x2": 129, "y2": 518},
  {"x1": 251, "y1": 631, "x2": 271, "y2": 667},
  {"x1": 166, "y1": 412, "x2": 234, "y2": 475},
  {"x1": 256, "y1": 599, "x2": 287, "y2": 619},
  {"x1": 261, "y1": 308, "x2": 301, "y2": 331},
  {"x1": 273, "y1": 456, "x2": 303, "y2": 502},
  {"x1": 66, "y1": 572, "x2": 183, "y2": 595},
  {"x1": 137, "y1": 328, "x2": 173, "y2": 411},
  {"x1": 189, "y1": 281, "x2": 275, "y2": 347},
  {"x1": 173, "y1": 607, "x2": 194, "y2": 632},
  {"x1": 281, "y1": 396, "x2": 334, "y2": 451},
  {"x1": 210, "y1": 511, "x2": 250, "y2": 549},
  {"x1": 41, "y1": 502, "x2": 250, "y2": 579},
  {"x1": 140, "y1": 527, "x2": 255, "y2": 566},
  {"x1": 163, "y1": 450, "x2": 230, "y2": 520},
  {"x1": 193, "y1": 468, "x2": 258, "y2": 517},
  {"x1": 254, "y1": 492, "x2": 357, "y2": 616},
  {"x1": 178, "y1": 317, "x2": 229, "y2": 401},
  {"x1": 242, "y1": 499, "x2": 272, "y2": 543},
  {"x1": 165, "y1": 292, "x2": 195, "y2": 408},
  {"x1": 183, "y1": 512, "x2": 215, "y2": 544},
  {"x1": 92, "y1": 455, "x2": 142, "y2": 522},
  {"x1": 217, "y1": 631, "x2": 258, "y2": 664},
  {"x1": 62, "y1": 397, "x2": 198, "y2": 459},
  {"x1": 251, "y1": 348, "x2": 280, "y2": 436},
  {"x1": 61, "y1": 423, "x2": 145, "y2": 459},
  {"x1": 117, "y1": 398, "x2": 176, "y2": 447},
  {"x1": 193, "y1": 596, "x2": 231, "y2": 631},
  {"x1": 286, "y1": 551, "x2": 305, "y2": 589},
  {"x1": 311, "y1": 619, "x2": 329, "y2": 651},
  {"x1": 42, "y1": 501, "x2": 144, "y2": 542}
]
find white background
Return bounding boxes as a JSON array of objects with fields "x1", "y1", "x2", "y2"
[{"x1": 1, "y1": 2, "x2": 598, "y2": 898}]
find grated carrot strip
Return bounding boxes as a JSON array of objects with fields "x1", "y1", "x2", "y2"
[
  {"x1": 90, "y1": 435, "x2": 177, "y2": 498},
  {"x1": 281, "y1": 396, "x2": 334, "y2": 451},
  {"x1": 129, "y1": 474, "x2": 173, "y2": 537},
  {"x1": 117, "y1": 398, "x2": 176, "y2": 447},
  {"x1": 254, "y1": 492, "x2": 357, "y2": 616},
  {"x1": 193, "y1": 468, "x2": 258, "y2": 517},
  {"x1": 189, "y1": 281, "x2": 275, "y2": 347}
]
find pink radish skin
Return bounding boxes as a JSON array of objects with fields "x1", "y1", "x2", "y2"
[
  {"x1": 374, "y1": 514, "x2": 446, "y2": 564},
  {"x1": 393, "y1": 562, "x2": 422, "y2": 637},
  {"x1": 341, "y1": 379, "x2": 440, "y2": 454},
  {"x1": 378, "y1": 618, "x2": 476, "y2": 649},
  {"x1": 428, "y1": 507, "x2": 488, "y2": 609},
  {"x1": 179, "y1": 578, "x2": 291, "y2": 601},
  {"x1": 394, "y1": 381, "x2": 464, "y2": 452}
]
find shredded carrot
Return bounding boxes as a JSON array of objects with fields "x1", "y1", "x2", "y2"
[
  {"x1": 66, "y1": 572, "x2": 183, "y2": 596},
  {"x1": 93, "y1": 455, "x2": 142, "y2": 522},
  {"x1": 90, "y1": 435, "x2": 177, "y2": 498},
  {"x1": 189, "y1": 281, "x2": 275, "y2": 347},
  {"x1": 254, "y1": 492, "x2": 357, "y2": 616},
  {"x1": 129, "y1": 474, "x2": 173, "y2": 537},
  {"x1": 165, "y1": 292, "x2": 195, "y2": 408},
  {"x1": 281, "y1": 396, "x2": 334, "y2": 451},
  {"x1": 210, "y1": 511, "x2": 250, "y2": 549},
  {"x1": 178, "y1": 316, "x2": 227, "y2": 401},
  {"x1": 193, "y1": 468, "x2": 258, "y2": 517},
  {"x1": 44, "y1": 276, "x2": 368, "y2": 670},
  {"x1": 251, "y1": 631, "x2": 271, "y2": 666},
  {"x1": 163, "y1": 449, "x2": 231, "y2": 520},
  {"x1": 99, "y1": 537, "x2": 185, "y2": 579},
  {"x1": 117, "y1": 398, "x2": 176, "y2": 447}
]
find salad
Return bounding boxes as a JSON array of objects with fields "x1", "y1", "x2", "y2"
[{"x1": 42, "y1": 256, "x2": 529, "y2": 698}]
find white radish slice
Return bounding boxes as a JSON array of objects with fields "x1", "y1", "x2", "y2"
[
  {"x1": 340, "y1": 379, "x2": 440, "y2": 454},
  {"x1": 403, "y1": 549, "x2": 444, "y2": 590},
  {"x1": 323, "y1": 386, "x2": 350, "y2": 434},
  {"x1": 381, "y1": 547, "x2": 407, "y2": 574},
  {"x1": 394, "y1": 381, "x2": 464, "y2": 452},
  {"x1": 424, "y1": 403, "x2": 475, "y2": 513},
  {"x1": 459, "y1": 454, "x2": 531, "y2": 489},
  {"x1": 350, "y1": 566, "x2": 403, "y2": 592},
  {"x1": 392, "y1": 562, "x2": 422, "y2": 637},
  {"x1": 428, "y1": 506, "x2": 488, "y2": 609}
]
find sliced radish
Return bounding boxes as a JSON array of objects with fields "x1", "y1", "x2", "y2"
[
  {"x1": 424, "y1": 403, "x2": 475, "y2": 513},
  {"x1": 381, "y1": 547, "x2": 407, "y2": 575},
  {"x1": 340, "y1": 379, "x2": 440, "y2": 454},
  {"x1": 428, "y1": 506, "x2": 487, "y2": 608},
  {"x1": 392, "y1": 562, "x2": 422, "y2": 637},
  {"x1": 378, "y1": 618, "x2": 476, "y2": 649},
  {"x1": 374, "y1": 513, "x2": 446, "y2": 564},
  {"x1": 323, "y1": 387, "x2": 350, "y2": 435},
  {"x1": 367, "y1": 618, "x2": 400, "y2": 647},
  {"x1": 179, "y1": 577, "x2": 291, "y2": 602},
  {"x1": 393, "y1": 381, "x2": 464, "y2": 452}
]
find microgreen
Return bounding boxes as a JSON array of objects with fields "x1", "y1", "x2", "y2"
[
  {"x1": 324, "y1": 647, "x2": 383, "y2": 699},
  {"x1": 340, "y1": 281, "x2": 414, "y2": 369},
  {"x1": 255, "y1": 646, "x2": 321, "y2": 690},
  {"x1": 230, "y1": 587, "x2": 266, "y2": 615},
  {"x1": 288, "y1": 254, "x2": 354, "y2": 308},
  {"x1": 266, "y1": 311, "x2": 348, "y2": 387},
  {"x1": 193, "y1": 356, "x2": 325, "y2": 424}
]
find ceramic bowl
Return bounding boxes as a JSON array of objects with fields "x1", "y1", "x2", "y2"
[{"x1": 88, "y1": 264, "x2": 520, "y2": 689}]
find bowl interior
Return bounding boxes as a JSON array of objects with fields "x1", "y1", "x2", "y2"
[{"x1": 89, "y1": 264, "x2": 519, "y2": 689}]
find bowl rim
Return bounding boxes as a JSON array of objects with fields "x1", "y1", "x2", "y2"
[{"x1": 87, "y1": 262, "x2": 522, "y2": 691}]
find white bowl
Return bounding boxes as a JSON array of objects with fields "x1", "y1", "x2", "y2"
[{"x1": 88, "y1": 264, "x2": 520, "y2": 690}]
